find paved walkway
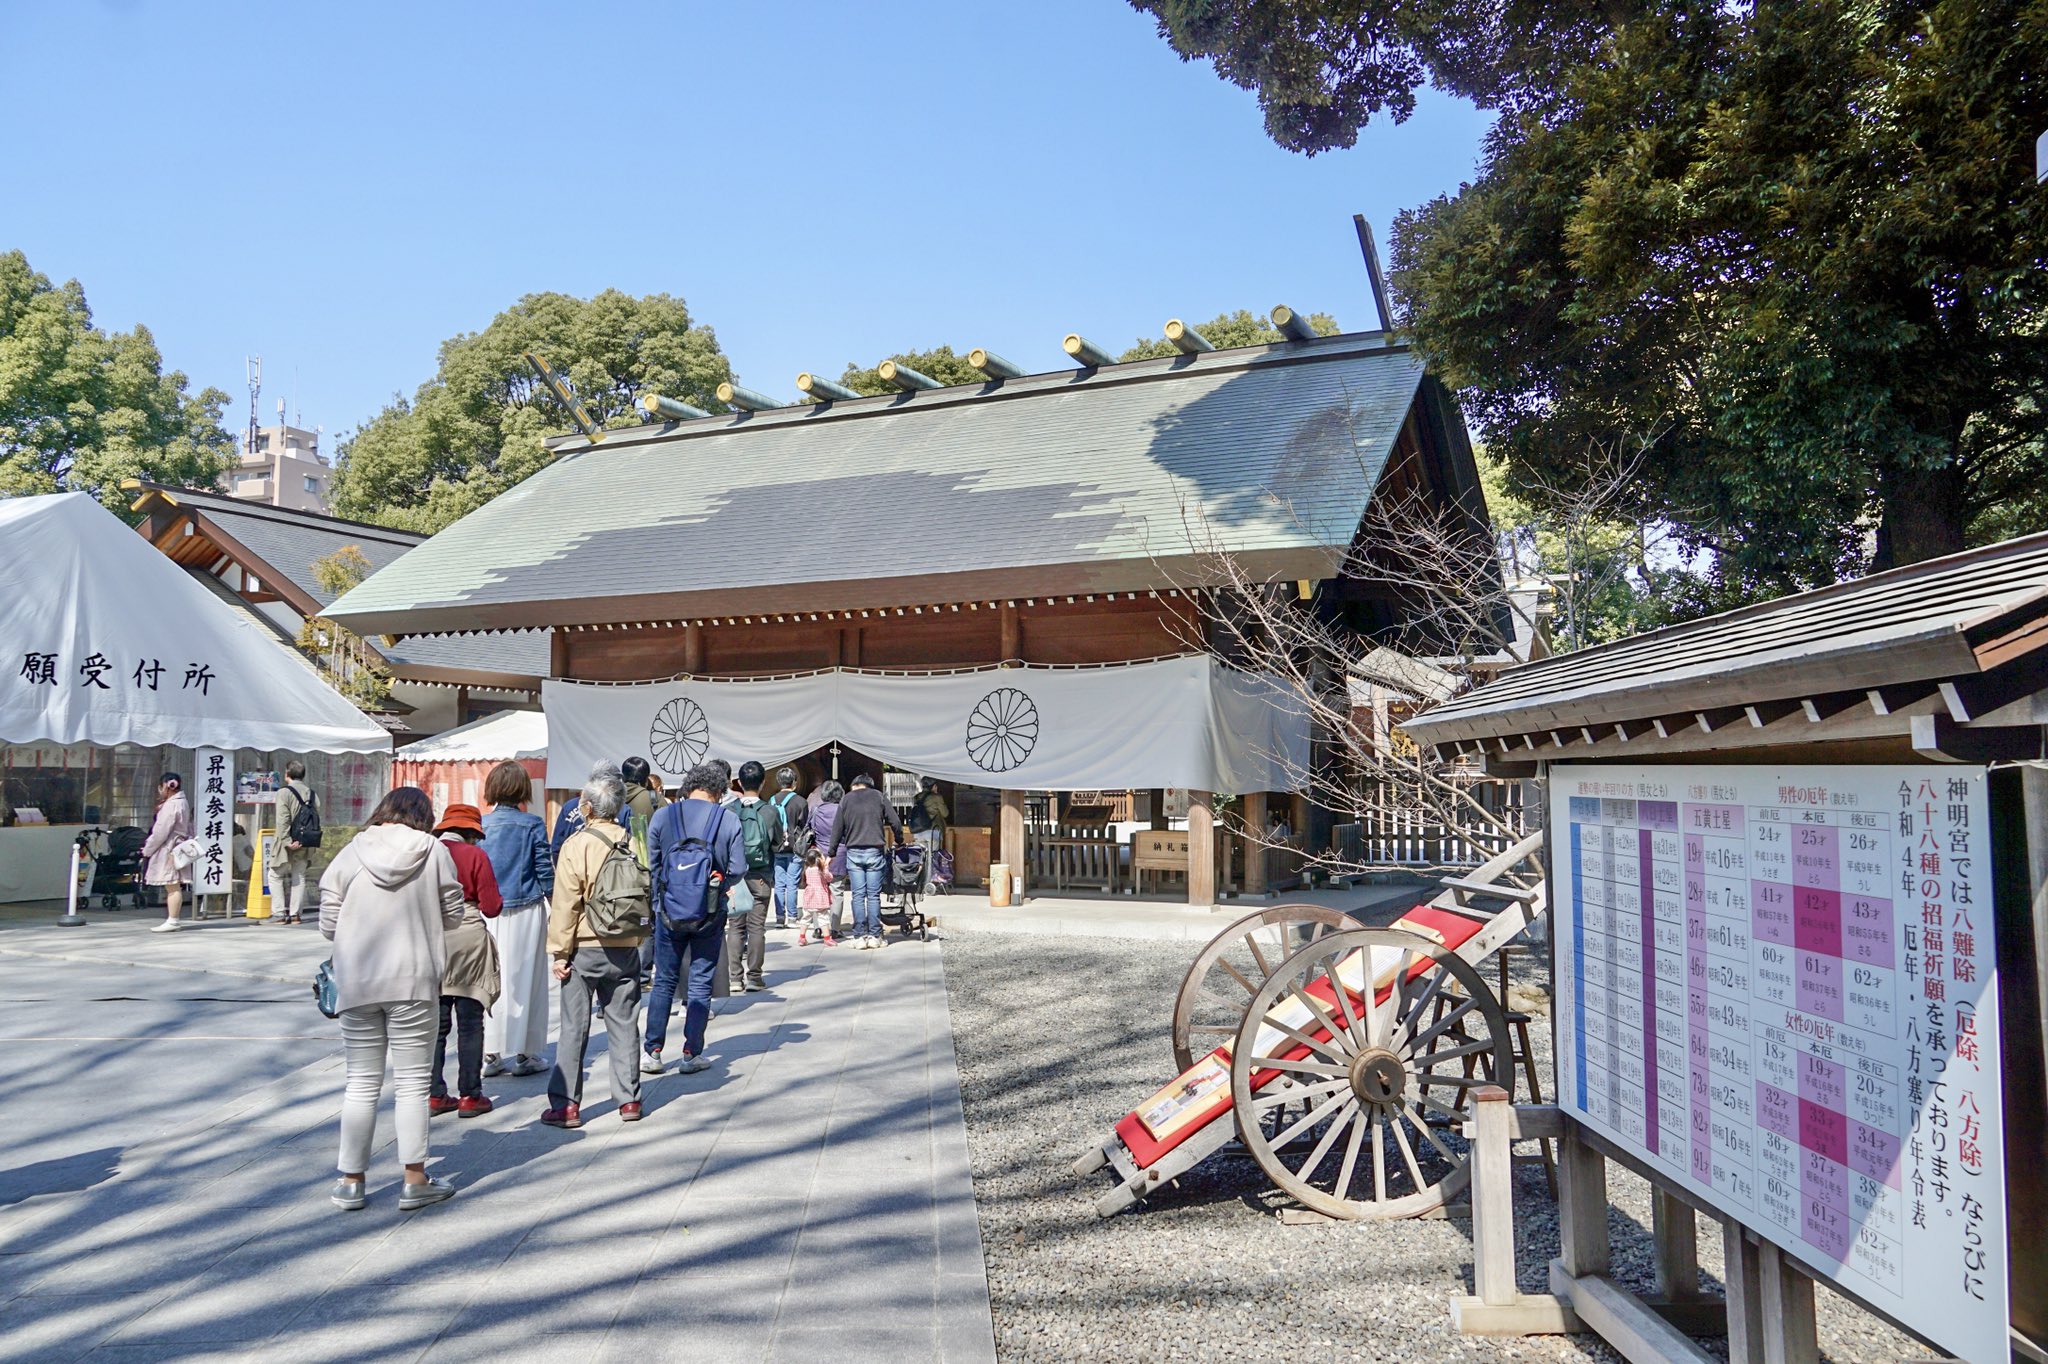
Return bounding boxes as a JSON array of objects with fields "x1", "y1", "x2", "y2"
[{"x1": 0, "y1": 908, "x2": 996, "y2": 1363}]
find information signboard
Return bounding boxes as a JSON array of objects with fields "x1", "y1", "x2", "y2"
[
  {"x1": 192, "y1": 748, "x2": 234, "y2": 899},
  {"x1": 1551, "y1": 764, "x2": 2007, "y2": 1363}
]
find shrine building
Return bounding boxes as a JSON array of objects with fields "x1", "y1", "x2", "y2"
[{"x1": 326, "y1": 322, "x2": 1494, "y2": 904}]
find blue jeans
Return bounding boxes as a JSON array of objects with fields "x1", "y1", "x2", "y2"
[
  {"x1": 847, "y1": 847, "x2": 886, "y2": 938},
  {"x1": 772, "y1": 852, "x2": 803, "y2": 925},
  {"x1": 644, "y1": 911, "x2": 727, "y2": 1059}
]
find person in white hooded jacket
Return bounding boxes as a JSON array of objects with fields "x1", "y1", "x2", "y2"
[{"x1": 319, "y1": 786, "x2": 467, "y2": 1212}]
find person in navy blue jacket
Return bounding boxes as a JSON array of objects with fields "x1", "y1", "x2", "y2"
[{"x1": 642, "y1": 758, "x2": 747, "y2": 1075}]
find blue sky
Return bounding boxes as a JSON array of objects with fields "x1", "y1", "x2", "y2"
[{"x1": 3, "y1": 1, "x2": 1491, "y2": 447}]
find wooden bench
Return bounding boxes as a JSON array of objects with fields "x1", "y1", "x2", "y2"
[{"x1": 1130, "y1": 830, "x2": 1190, "y2": 895}]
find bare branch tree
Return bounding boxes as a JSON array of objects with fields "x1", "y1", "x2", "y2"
[{"x1": 1154, "y1": 392, "x2": 1663, "y2": 882}]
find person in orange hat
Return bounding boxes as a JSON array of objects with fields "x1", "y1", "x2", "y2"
[{"x1": 429, "y1": 803, "x2": 503, "y2": 1117}]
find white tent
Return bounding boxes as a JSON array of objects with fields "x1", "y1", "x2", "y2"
[
  {"x1": 0, "y1": 492, "x2": 388, "y2": 754},
  {"x1": 394, "y1": 708, "x2": 547, "y2": 764}
]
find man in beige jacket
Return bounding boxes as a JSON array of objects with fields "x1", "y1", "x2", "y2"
[{"x1": 541, "y1": 771, "x2": 648, "y2": 1129}]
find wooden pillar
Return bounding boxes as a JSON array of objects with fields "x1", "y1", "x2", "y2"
[
  {"x1": 1186, "y1": 789, "x2": 1215, "y2": 906},
  {"x1": 1148, "y1": 788, "x2": 1168, "y2": 830},
  {"x1": 1756, "y1": 1241, "x2": 1817, "y2": 1364},
  {"x1": 1651, "y1": 1189, "x2": 1700, "y2": 1302},
  {"x1": 1242, "y1": 792, "x2": 1267, "y2": 895},
  {"x1": 1000, "y1": 789, "x2": 1027, "y2": 901},
  {"x1": 1556, "y1": 1125, "x2": 1610, "y2": 1277},
  {"x1": 1722, "y1": 1221, "x2": 1768, "y2": 1364},
  {"x1": 999, "y1": 602, "x2": 1021, "y2": 664},
  {"x1": 681, "y1": 623, "x2": 704, "y2": 673},
  {"x1": 548, "y1": 630, "x2": 571, "y2": 680}
]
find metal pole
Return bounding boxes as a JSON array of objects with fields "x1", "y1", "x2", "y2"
[{"x1": 59, "y1": 836, "x2": 86, "y2": 926}]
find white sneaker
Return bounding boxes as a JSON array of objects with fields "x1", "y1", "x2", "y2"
[{"x1": 151, "y1": 919, "x2": 182, "y2": 933}]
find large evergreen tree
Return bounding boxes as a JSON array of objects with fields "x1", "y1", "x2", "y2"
[
  {"x1": 0, "y1": 250, "x2": 234, "y2": 512},
  {"x1": 1134, "y1": 0, "x2": 2048, "y2": 586},
  {"x1": 331, "y1": 289, "x2": 731, "y2": 533}
]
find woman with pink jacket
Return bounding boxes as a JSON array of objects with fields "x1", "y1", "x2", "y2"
[{"x1": 139, "y1": 772, "x2": 193, "y2": 933}]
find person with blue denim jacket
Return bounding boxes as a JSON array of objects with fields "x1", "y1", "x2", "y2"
[
  {"x1": 480, "y1": 761, "x2": 556, "y2": 1077},
  {"x1": 642, "y1": 759, "x2": 747, "y2": 1075},
  {"x1": 768, "y1": 767, "x2": 809, "y2": 929}
]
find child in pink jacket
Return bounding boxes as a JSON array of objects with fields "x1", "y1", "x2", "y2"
[{"x1": 797, "y1": 848, "x2": 836, "y2": 946}]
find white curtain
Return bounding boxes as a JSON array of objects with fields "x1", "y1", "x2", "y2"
[{"x1": 542, "y1": 656, "x2": 1307, "y2": 793}]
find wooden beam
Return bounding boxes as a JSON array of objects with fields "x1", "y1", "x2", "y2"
[
  {"x1": 1695, "y1": 706, "x2": 1748, "y2": 733},
  {"x1": 1186, "y1": 790, "x2": 1216, "y2": 906},
  {"x1": 1867, "y1": 679, "x2": 1939, "y2": 715},
  {"x1": 1614, "y1": 717, "x2": 1656, "y2": 741},
  {"x1": 1723, "y1": 1222, "x2": 1768, "y2": 1364},
  {"x1": 1557, "y1": 1126, "x2": 1611, "y2": 1277},
  {"x1": 1910, "y1": 714, "x2": 2044, "y2": 762},
  {"x1": 1000, "y1": 603, "x2": 1021, "y2": 663},
  {"x1": 681, "y1": 623, "x2": 704, "y2": 673},
  {"x1": 1547, "y1": 1264, "x2": 1719, "y2": 1364},
  {"x1": 1744, "y1": 698, "x2": 1803, "y2": 728},
  {"x1": 1799, "y1": 691, "x2": 1865, "y2": 723},
  {"x1": 1756, "y1": 1241, "x2": 1818, "y2": 1364},
  {"x1": 1938, "y1": 651, "x2": 2048, "y2": 721}
]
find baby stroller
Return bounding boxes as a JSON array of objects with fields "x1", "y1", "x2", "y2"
[
  {"x1": 88, "y1": 826, "x2": 150, "y2": 910},
  {"x1": 882, "y1": 843, "x2": 931, "y2": 940},
  {"x1": 928, "y1": 847, "x2": 955, "y2": 895}
]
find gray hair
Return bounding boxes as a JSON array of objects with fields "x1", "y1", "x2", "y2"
[
  {"x1": 588, "y1": 759, "x2": 622, "y2": 781},
  {"x1": 581, "y1": 772, "x2": 627, "y2": 823}
]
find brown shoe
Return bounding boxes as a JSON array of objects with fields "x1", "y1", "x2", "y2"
[
  {"x1": 619, "y1": 1102, "x2": 643, "y2": 1122},
  {"x1": 540, "y1": 1103, "x2": 581, "y2": 1129}
]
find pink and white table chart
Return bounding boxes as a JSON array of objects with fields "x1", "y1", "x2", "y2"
[{"x1": 1550, "y1": 764, "x2": 2008, "y2": 1364}]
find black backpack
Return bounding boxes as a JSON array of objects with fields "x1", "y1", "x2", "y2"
[
  {"x1": 774, "y1": 792, "x2": 813, "y2": 858},
  {"x1": 286, "y1": 786, "x2": 322, "y2": 849}
]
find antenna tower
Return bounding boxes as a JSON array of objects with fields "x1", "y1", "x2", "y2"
[{"x1": 245, "y1": 356, "x2": 263, "y2": 461}]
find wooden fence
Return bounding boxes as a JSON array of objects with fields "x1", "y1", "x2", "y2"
[{"x1": 1341, "y1": 776, "x2": 1529, "y2": 870}]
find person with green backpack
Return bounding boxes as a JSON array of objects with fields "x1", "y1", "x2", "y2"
[
  {"x1": 725, "y1": 761, "x2": 783, "y2": 992},
  {"x1": 541, "y1": 769, "x2": 651, "y2": 1129}
]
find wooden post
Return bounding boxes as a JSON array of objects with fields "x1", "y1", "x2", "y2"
[
  {"x1": 1242, "y1": 792, "x2": 1267, "y2": 896},
  {"x1": 682, "y1": 623, "x2": 704, "y2": 673},
  {"x1": 1652, "y1": 1190, "x2": 1700, "y2": 1303},
  {"x1": 1000, "y1": 790, "x2": 1026, "y2": 901},
  {"x1": 548, "y1": 630, "x2": 571, "y2": 680},
  {"x1": 1472, "y1": 1087, "x2": 1516, "y2": 1307},
  {"x1": 1000, "y1": 603, "x2": 1021, "y2": 664},
  {"x1": 1148, "y1": 788, "x2": 1168, "y2": 831},
  {"x1": 1186, "y1": 789, "x2": 1215, "y2": 906},
  {"x1": 1556, "y1": 1124, "x2": 1610, "y2": 1277},
  {"x1": 1757, "y1": 1241, "x2": 1817, "y2": 1364},
  {"x1": 1451, "y1": 1096, "x2": 1580, "y2": 1336},
  {"x1": 1722, "y1": 1220, "x2": 1768, "y2": 1364}
]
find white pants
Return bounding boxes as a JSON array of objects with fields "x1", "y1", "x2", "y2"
[
  {"x1": 485, "y1": 898, "x2": 550, "y2": 1057},
  {"x1": 338, "y1": 999, "x2": 437, "y2": 1175}
]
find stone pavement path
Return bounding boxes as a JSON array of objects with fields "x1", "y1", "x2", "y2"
[{"x1": 0, "y1": 912, "x2": 996, "y2": 1363}]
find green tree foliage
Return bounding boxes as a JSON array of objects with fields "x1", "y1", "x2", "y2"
[
  {"x1": 0, "y1": 250, "x2": 234, "y2": 513},
  {"x1": 832, "y1": 345, "x2": 984, "y2": 397},
  {"x1": 297, "y1": 545, "x2": 390, "y2": 708},
  {"x1": 331, "y1": 290, "x2": 731, "y2": 533},
  {"x1": 1134, "y1": 0, "x2": 2048, "y2": 587},
  {"x1": 1116, "y1": 308, "x2": 1341, "y2": 361}
]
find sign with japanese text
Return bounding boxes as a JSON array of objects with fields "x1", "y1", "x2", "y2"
[
  {"x1": 1551, "y1": 764, "x2": 2006, "y2": 1363},
  {"x1": 192, "y1": 748, "x2": 234, "y2": 898}
]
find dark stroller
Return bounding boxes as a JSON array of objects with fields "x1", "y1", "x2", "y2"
[
  {"x1": 882, "y1": 843, "x2": 931, "y2": 940},
  {"x1": 89, "y1": 826, "x2": 150, "y2": 910}
]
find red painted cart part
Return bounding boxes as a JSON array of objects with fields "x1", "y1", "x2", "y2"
[{"x1": 1112, "y1": 905, "x2": 1484, "y2": 1170}]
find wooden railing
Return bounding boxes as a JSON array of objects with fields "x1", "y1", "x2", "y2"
[{"x1": 1343, "y1": 776, "x2": 1528, "y2": 870}]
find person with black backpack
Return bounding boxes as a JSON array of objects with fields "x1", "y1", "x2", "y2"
[
  {"x1": 768, "y1": 767, "x2": 810, "y2": 930},
  {"x1": 643, "y1": 759, "x2": 747, "y2": 1077},
  {"x1": 725, "y1": 761, "x2": 783, "y2": 992},
  {"x1": 540, "y1": 770, "x2": 651, "y2": 1129},
  {"x1": 271, "y1": 759, "x2": 321, "y2": 924}
]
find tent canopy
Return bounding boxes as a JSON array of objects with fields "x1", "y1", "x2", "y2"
[
  {"x1": 0, "y1": 493, "x2": 390, "y2": 754},
  {"x1": 393, "y1": 708, "x2": 547, "y2": 764}
]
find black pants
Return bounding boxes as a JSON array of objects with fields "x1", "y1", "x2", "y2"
[{"x1": 431, "y1": 996, "x2": 484, "y2": 1099}]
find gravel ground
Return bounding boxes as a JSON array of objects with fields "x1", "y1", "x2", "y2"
[{"x1": 941, "y1": 925, "x2": 1924, "y2": 1364}]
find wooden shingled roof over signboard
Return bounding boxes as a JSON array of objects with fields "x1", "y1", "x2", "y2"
[{"x1": 1402, "y1": 531, "x2": 2048, "y2": 774}]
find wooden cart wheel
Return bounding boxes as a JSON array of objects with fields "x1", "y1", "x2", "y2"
[
  {"x1": 1228, "y1": 926, "x2": 1513, "y2": 1220},
  {"x1": 1171, "y1": 904, "x2": 1358, "y2": 1073}
]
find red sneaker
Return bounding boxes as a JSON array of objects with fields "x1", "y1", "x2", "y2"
[
  {"x1": 619, "y1": 1102, "x2": 643, "y2": 1122},
  {"x1": 428, "y1": 1095, "x2": 460, "y2": 1117},
  {"x1": 458, "y1": 1096, "x2": 493, "y2": 1118},
  {"x1": 798, "y1": 931, "x2": 808, "y2": 946},
  {"x1": 540, "y1": 1103, "x2": 582, "y2": 1129},
  {"x1": 823, "y1": 935, "x2": 837, "y2": 946}
]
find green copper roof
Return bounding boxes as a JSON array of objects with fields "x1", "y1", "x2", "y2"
[{"x1": 328, "y1": 333, "x2": 1431, "y2": 637}]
